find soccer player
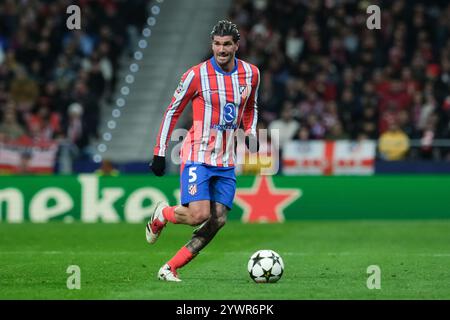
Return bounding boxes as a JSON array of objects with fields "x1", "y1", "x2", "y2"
[{"x1": 146, "y1": 20, "x2": 260, "y2": 282}]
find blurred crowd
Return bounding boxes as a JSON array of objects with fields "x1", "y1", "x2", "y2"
[
  {"x1": 230, "y1": 0, "x2": 450, "y2": 161},
  {"x1": 0, "y1": 0, "x2": 149, "y2": 164},
  {"x1": 1, "y1": 0, "x2": 450, "y2": 173}
]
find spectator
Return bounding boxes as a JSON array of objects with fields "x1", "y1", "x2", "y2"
[
  {"x1": 416, "y1": 94, "x2": 437, "y2": 131},
  {"x1": 295, "y1": 126, "x2": 311, "y2": 142},
  {"x1": 356, "y1": 106, "x2": 379, "y2": 140},
  {"x1": 338, "y1": 88, "x2": 359, "y2": 137},
  {"x1": 326, "y1": 121, "x2": 349, "y2": 141},
  {"x1": 322, "y1": 101, "x2": 340, "y2": 131},
  {"x1": 268, "y1": 103, "x2": 299, "y2": 150},
  {"x1": 297, "y1": 89, "x2": 325, "y2": 121},
  {"x1": 306, "y1": 114, "x2": 326, "y2": 139},
  {"x1": 419, "y1": 120, "x2": 437, "y2": 160},
  {"x1": 62, "y1": 102, "x2": 89, "y2": 152},
  {"x1": 17, "y1": 150, "x2": 33, "y2": 175},
  {"x1": 70, "y1": 80, "x2": 100, "y2": 140},
  {"x1": 95, "y1": 159, "x2": 119, "y2": 177},
  {"x1": 293, "y1": 126, "x2": 313, "y2": 154},
  {"x1": 9, "y1": 66, "x2": 38, "y2": 110},
  {"x1": 26, "y1": 105, "x2": 61, "y2": 141},
  {"x1": 378, "y1": 120, "x2": 410, "y2": 161},
  {"x1": 0, "y1": 106, "x2": 26, "y2": 141},
  {"x1": 397, "y1": 109, "x2": 414, "y2": 138}
]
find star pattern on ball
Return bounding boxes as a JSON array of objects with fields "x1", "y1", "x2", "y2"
[
  {"x1": 263, "y1": 268, "x2": 272, "y2": 281},
  {"x1": 251, "y1": 252, "x2": 265, "y2": 268},
  {"x1": 271, "y1": 252, "x2": 281, "y2": 265}
]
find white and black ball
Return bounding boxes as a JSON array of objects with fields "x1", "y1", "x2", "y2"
[{"x1": 248, "y1": 249, "x2": 284, "y2": 283}]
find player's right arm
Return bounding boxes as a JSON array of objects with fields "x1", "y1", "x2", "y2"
[{"x1": 151, "y1": 68, "x2": 198, "y2": 176}]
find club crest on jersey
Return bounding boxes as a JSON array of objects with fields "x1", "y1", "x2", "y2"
[
  {"x1": 239, "y1": 85, "x2": 251, "y2": 100},
  {"x1": 188, "y1": 183, "x2": 197, "y2": 196}
]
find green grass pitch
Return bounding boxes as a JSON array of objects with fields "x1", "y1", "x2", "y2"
[{"x1": 0, "y1": 220, "x2": 449, "y2": 299}]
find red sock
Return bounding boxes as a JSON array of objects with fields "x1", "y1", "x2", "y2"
[
  {"x1": 162, "y1": 206, "x2": 177, "y2": 224},
  {"x1": 167, "y1": 246, "x2": 195, "y2": 271}
]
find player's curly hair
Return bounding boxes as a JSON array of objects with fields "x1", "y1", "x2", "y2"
[{"x1": 210, "y1": 20, "x2": 240, "y2": 43}]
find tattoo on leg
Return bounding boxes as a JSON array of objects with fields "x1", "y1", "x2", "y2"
[{"x1": 186, "y1": 203, "x2": 227, "y2": 254}]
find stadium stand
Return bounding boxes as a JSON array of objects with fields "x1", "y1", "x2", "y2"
[
  {"x1": 228, "y1": 0, "x2": 450, "y2": 162},
  {"x1": 1, "y1": 0, "x2": 449, "y2": 174},
  {"x1": 0, "y1": 0, "x2": 150, "y2": 173}
]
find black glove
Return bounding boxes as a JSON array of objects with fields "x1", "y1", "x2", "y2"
[
  {"x1": 245, "y1": 135, "x2": 259, "y2": 153},
  {"x1": 150, "y1": 155, "x2": 166, "y2": 176}
]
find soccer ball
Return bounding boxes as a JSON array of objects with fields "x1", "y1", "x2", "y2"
[{"x1": 247, "y1": 249, "x2": 284, "y2": 283}]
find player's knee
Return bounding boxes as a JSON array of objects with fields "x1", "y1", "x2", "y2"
[{"x1": 190, "y1": 208, "x2": 210, "y2": 225}]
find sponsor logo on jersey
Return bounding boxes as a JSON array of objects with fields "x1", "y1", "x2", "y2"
[
  {"x1": 224, "y1": 102, "x2": 237, "y2": 124},
  {"x1": 207, "y1": 89, "x2": 220, "y2": 94},
  {"x1": 210, "y1": 124, "x2": 238, "y2": 130}
]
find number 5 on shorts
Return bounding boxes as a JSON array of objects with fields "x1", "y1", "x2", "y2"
[{"x1": 189, "y1": 167, "x2": 197, "y2": 183}]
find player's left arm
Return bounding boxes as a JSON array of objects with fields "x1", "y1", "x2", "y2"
[{"x1": 243, "y1": 66, "x2": 260, "y2": 152}]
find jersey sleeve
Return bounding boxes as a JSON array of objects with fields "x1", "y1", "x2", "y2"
[
  {"x1": 242, "y1": 66, "x2": 260, "y2": 137},
  {"x1": 154, "y1": 68, "x2": 197, "y2": 157}
]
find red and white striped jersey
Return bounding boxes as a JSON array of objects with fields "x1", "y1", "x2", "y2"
[{"x1": 154, "y1": 57, "x2": 260, "y2": 167}]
